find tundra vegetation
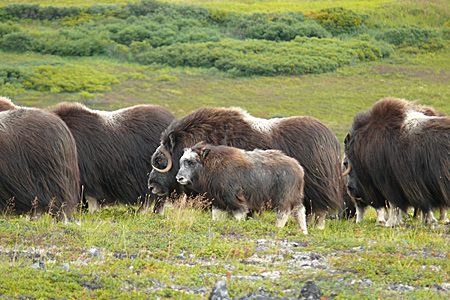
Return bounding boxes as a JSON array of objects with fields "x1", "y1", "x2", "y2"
[{"x1": 0, "y1": 0, "x2": 449, "y2": 299}]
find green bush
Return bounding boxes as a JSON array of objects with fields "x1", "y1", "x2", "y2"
[
  {"x1": 0, "y1": 64, "x2": 34, "y2": 85},
  {"x1": 375, "y1": 26, "x2": 445, "y2": 51},
  {"x1": 0, "y1": 4, "x2": 82, "y2": 21},
  {"x1": 32, "y1": 29, "x2": 108, "y2": 56},
  {"x1": 23, "y1": 65, "x2": 119, "y2": 92},
  {"x1": 0, "y1": 62, "x2": 119, "y2": 94},
  {"x1": 225, "y1": 12, "x2": 330, "y2": 41},
  {"x1": 311, "y1": 7, "x2": 367, "y2": 36},
  {"x1": 0, "y1": 31, "x2": 33, "y2": 52},
  {"x1": 135, "y1": 37, "x2": 394, "y2": 77},
  {"x1": 0, "y1": 22, "x2": 20, "y2": 39}
]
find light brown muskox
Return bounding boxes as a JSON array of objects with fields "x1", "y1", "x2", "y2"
[
  {"x1": 176, "y1": 142, "x2": 308, "y2": 234},
  {"x1": 48, "y1": 102, "x2": 176, "y2": 213},
  {"x1": 0, "y1": 97, "x2": 80, "y2": 219}
]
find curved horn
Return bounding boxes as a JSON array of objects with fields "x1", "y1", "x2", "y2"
[
  {"x1": 151, "y1": 145, "x2": 173, "y2": 173},
  {"x1": 342, "y1": 159, "x2": 352, "y2": 177}
]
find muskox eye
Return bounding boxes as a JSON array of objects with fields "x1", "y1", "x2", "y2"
[{"x1": 188, "y1": 160, "x2": 196, "y2": 167}]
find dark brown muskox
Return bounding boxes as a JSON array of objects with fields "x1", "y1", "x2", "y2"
[
  {"x1": 48, "y1": 102, "x2": 176, "y2": 213},
  {"x1": 0, "y1": 97, "x2": 80, "y2": 219},
  {"x1": 149, "y1": 107, "x2": 343, "y2": 229},
  {"x1": 176, "y1": 143, "x2": 308, "y2": 234},
  {"x1": 344, "y1": 97, "x2": 450, "y2": 227}
]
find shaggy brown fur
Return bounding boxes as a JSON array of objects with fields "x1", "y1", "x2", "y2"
[
  {"x1": 150, "y1": 107, "x2": 343, "y2": 228},
  {"x1": 344, "y1": 97, "x2": 450, "y2": 226},
  {"x1": 0, "y1": 97, "x2": 80, "y2": 218},
  {"x1": 177, "y1": 143, "x2": 308, "y2": 234},
  {"x1": 49, "y1": 102, "x2": 176, "y2": 212}
]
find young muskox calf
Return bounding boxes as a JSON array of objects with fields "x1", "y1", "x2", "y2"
[
  {"x1": 48, "y1": 102, "x2": 176, "y2": 213},
  {"x1": 0, "y1": 97, "x2": 80, "y2": 219},
  {"x1": 176, "y1": 143, "x2": 308, "y2": 234}
]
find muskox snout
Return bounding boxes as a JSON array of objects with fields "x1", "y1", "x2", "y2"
[{"x1": 176, "y1": 174, "x2": 190, "y2": 186}]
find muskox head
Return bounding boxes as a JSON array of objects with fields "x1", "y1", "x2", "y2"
[
  {"x1": 148, "y1": 132, "x2": 184, "y2": 197},
  {"x1": 343, "y1": 134, "x2": 363, "y2": 200},
  {"x1": 176, "y1": 143, "x2": 210, "y2": 187}
]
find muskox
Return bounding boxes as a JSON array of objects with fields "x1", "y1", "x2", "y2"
[
  {"x1": 176, "y1": 143, "x2": 308, "y2": 234},
  {"x1": 0, "y1": 97, "x2": 80, "y2": 219},
  {"x1": 149, "y1": 107, "x2": 343, "y2": 229},
  {"x1": 344, "y1": 97, "x2": 450, "y2": 227},
  {"x1": 48, "y1": 102, "x2": 176, "y2": 213}
]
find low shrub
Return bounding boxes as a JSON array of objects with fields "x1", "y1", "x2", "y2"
[
  {"x1": 375, "y1": 26, "x2": 445, "y2": 52},
  {"x1": 0, "y1": 62, "x2": 119, "y2": 94},
  {"x1": 23, "y1": 64, "x2": 119, "y2": 92},
  {"x1": 310, "y1": 7, "x2": 367, "y2": 36},
  {"x1": 0, "y1": 64, "x2": 34, "y2": 85},
  {"x1": 0, "y1": 22, "x2": 20, "y2": 39},
  {"x1": 225, "y1": 12, "x2": 330, "y2": 41},
  {"x1": 0, "y1": 31, "x2": 33, "y2": 52},
  {"x1": 135, "y1": 37, "x2": 394, "y2": 77}
]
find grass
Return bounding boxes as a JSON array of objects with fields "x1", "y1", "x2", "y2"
[{"x1": 0, "y1": 201, "x2": 449, "y2": 299}]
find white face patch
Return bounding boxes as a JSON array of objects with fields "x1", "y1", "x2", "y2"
[
  {"x1": 402, "y1": 108, "x2": 436, "y2": 133},
  {"x1": 177, "y1": 148, "x2": 201, "y2": 185},
  {"x1": 180, "y1": 148, "x2": 199, "y2": 162},
  {"x1": 242, "y1": 111, "x2": 284, "y2": 133}
]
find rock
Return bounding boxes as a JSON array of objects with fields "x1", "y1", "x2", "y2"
[
  {"x1": 87, "y1": 247, "x2": 104, "y2": 259},
  {"x1": 299, "y1": 281, "x2": 323, "y2": 300},
  {"x1": 209, "y1": 281, "x2": 231, "y2": 300},
  {"x1": 30, "y1": 261, "x2": 45, "y2": 271},
  {"x1": 174, "y1": 252, "x2": 187, "y2": 260}
]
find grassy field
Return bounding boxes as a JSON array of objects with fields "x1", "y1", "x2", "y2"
[{"x1": 1, "y1": 0, "x2": 450, "y2": 299}]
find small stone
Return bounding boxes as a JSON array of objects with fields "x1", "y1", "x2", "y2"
[
  {"x1": 209, "y1": 281, "x2": 231, "y2": 300},
  {"x1": 299, "y1": 281, "x2": 323, "y2": 300},
  {"x1": 174, "y1": 252, "x2": 187, "y2": 260},
  {"x1": 30, "y1": 261, "x2": 45, "y2": 271}
]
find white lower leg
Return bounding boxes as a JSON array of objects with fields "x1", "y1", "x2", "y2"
[
  {"x1": 293, "y1": 205, "x2": 308, "y2": 235},
  {"x1": 355, "y1": 203, "x2": 366, "y2": 223},
  {"x1": 232, "y1": 205, "x2": 249, "y2": 222},
  {"x1": 423, "y1": 209, "x2": 438, "y2": 224},
  {"x1": 386, "y1": 203, "x2": 401, "y2": 227},
  {"x1": 375, "y1": 207, "x2": 387, "y2": 225},
  {"x1": 275, "y1": 208, "x2": 291, "y2": 228},
  {"x1": 439, "y1": 207, "x2": 449, "y2": 223},
  {"x1": 316, "y1": 211, "x2": 326, "y2": 230},
  {"x1": 212, "y1": 205, "x2": 228, "y2": 221},
  {"x1": 86, "y1": 196, "x2": 100, "y2": 213}
]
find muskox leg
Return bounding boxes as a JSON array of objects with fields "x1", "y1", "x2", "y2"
[
  {"x1": 212, "y1": 205, "x2": 228, "y2": 221},
  {"x1": 232, "y1": 205, "x2": 249, "y2": 222},
  {"x1": 385, "y1": 202, "x2": 402, "y2": 227},
  {"x1": 86, "y1": 196, "x2": 100, "y2": 213},
  {"x1": 275, "y1": 208, "x2": 291, "y2": 228},
  {"x1": 315, "y1": 211, "x2": 326, "y2": 230},
  {"x1": 423, "y1": 209, "x2": 438, "y2": 225},
  {"x1": 355, "y1": 203, "x2": 366, "y2": 223},
  {"x1": 293, "y1": 205, "x2": 308, "y2": 235},
  {"x1": 413, "y1": 206, "x2": 421, "y2": 219},
  {"x1": 375, "y1": 207, "x2": 387, "y2": 226},
  {"x1": 439, "y1": 207, "x2": 449, "y2": 223}
]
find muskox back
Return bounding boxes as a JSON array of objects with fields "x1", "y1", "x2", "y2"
[
  {"x1": 49, "y1": 102, "x2": 176, "y2": 210},
  {"x1": 149, "y1": 107, "x2": 343, "y2": 228},
  {"x1": 0, "y1": 97, "x2": 80, "y2": 218},
  {"x1": 344, "y1": 97, "x2": 450, "y2": 226}
]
